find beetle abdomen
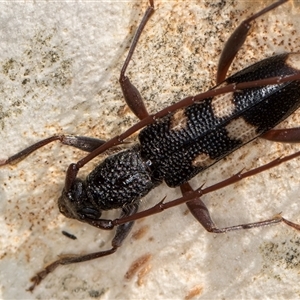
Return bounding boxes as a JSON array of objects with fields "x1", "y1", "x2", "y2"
[{"x1": 139, "y1": 54, "x2": 300, "y2": 187}]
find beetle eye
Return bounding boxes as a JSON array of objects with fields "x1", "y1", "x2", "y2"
[{"x1": 79, "y1": 207, "x2": 101, "y2": 219}]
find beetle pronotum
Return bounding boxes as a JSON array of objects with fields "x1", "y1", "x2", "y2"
[{"x1": 1, "y1": 0, "x2": 300, "y2": 298}]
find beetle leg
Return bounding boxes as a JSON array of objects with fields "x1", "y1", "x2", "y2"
[
  {"x1": 261, "y1": 128, "x2": 300, "y2": 143},
  {"x1": 181, "y1": 182, "x2": 286, "y2": 233},
  {"x1": 119, "y1": 0, "x2": 154, "y2": 120},
  {"x1": 216, "y1": 0, "x2": 289, "y2": 84},
  {"x1": 180, "y1": 182, "x2": 220, "y2": 232},
  {"x1": 27, "y1": 203, "x2": 138, "y2": 292},
  {"x1": 0, "y1": 135, "x2": 107, "y2": 166}
]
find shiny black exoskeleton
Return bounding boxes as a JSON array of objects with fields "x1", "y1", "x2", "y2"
[
  {"x1": 59, "y1": 53, "x2": 300, "y2": 221},
  {"x1": 4, "y1": 1, "x2": 300, "y2": 291}
]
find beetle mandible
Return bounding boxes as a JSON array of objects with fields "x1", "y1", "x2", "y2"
[{"x1": 2, "y1": 0, "x2": 300, "y2": 293}]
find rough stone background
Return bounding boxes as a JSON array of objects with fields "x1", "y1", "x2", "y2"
[{"x1": 1, "y1": 1, "x2": 300, "y2": 299}]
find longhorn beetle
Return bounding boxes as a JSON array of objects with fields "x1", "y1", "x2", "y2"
[{"x1": 2, "y1": 0, "x2": 300, "y2": 292}]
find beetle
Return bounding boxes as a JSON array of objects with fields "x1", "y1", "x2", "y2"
[{"x1": 1, "y1": 0, "x2": 300, "y2": 296}]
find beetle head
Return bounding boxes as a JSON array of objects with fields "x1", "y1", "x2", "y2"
[{"x1": 58, "y1": 178, "x2": 101, "y2": 221}]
